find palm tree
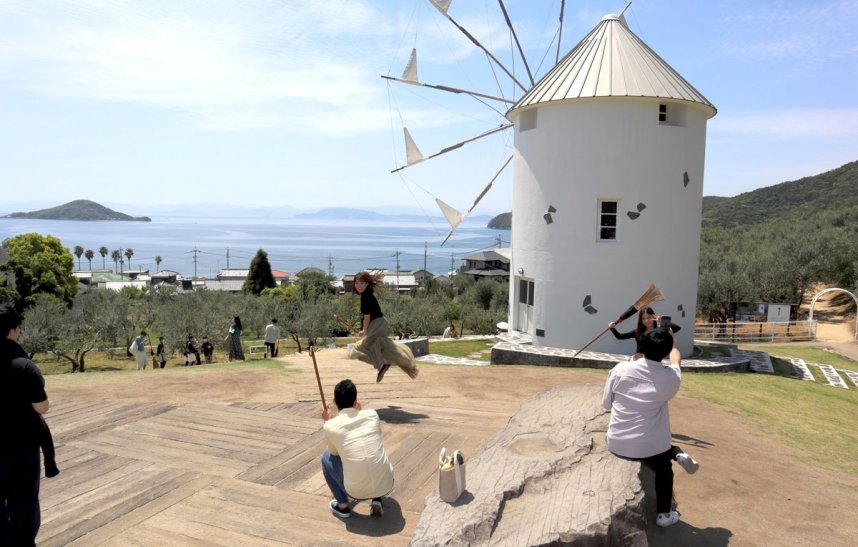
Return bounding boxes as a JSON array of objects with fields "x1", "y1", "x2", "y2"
[
  {"x1": 124, "y1": 248, "x2": 134, "y2": 271},
  {"x1": 99, "y1": 246, "x2": 108, "y2": 269},
  {"x1": 74, "y1": 245, "x2": 84, "y2": 269},
  {"x1": 155, "y1": 256, "x2": 162, "y2": 271},
  {"x1": 84, "y1": 249, "x2": 95, "y2": 270},
  {"x1": 111, "y1": 249, "x2": 121, "y2": 273}
]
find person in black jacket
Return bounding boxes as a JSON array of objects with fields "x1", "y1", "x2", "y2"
[
  {"x1": 608, "y1": 307, "x2": 681, "y2": 355},
  {"x1": 608, "y1": 307, "x2": 658, "y2": 347},
  {"x1": 1, "y1": 306, "x2": 53, "y2": 545}
]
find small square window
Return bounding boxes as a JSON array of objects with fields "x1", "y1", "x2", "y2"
[
  {"x1": 659, "y1": 103, "x2": 667, "y2": 123},
  {"x1": 599, "y1": 200, "x2": 618, "y2": 241}
]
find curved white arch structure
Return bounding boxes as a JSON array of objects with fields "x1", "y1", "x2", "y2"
[{"x1": 808, "y1": 288, "x2": 858, "y2": 340}]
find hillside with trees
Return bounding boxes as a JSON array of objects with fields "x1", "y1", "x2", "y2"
[
  {"x1": 697, "y1": 160, "x2": 858, "y2": 321},
  {"x1": 3, "y1": 199, "x2": 151, "y2": 221}
]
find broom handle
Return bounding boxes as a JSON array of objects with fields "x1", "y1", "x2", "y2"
[
  {"x1": 573, "y1": 326, "x2": 612, "y2": 357},
  {"x1": 333, "y1": 314, "x2": 355, "y2": 333},
  {"x1": 309, "y1": 346, "x2": 328, "y2": 412}
]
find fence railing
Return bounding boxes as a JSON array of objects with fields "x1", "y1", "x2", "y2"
[{"x1": 693, "y1": 320, "x2": 816, "y2": 344}]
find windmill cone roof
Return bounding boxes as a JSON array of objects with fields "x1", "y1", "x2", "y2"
[{"x1": 508, "y1": 14, "x2": 716, "y2": 118}]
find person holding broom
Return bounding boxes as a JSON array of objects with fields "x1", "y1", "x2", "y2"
[
  {"x1": 608, "y1": 307, "x2": 682, "y2": 356},
  {"x1": 320, "y1": 379, "x2": 393, "y2": 519},
  {"x1": 602, "y1": 326, "x2": 700, "y2": 528},
  {"x1": 347, "y1": 271, "x2": 419, "y2": 382}
]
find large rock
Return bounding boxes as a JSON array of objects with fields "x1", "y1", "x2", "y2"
[{"x1": 410, "y1": 384, "x2": 651, "y2": 546}]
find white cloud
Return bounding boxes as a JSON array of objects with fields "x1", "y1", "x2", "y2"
[
  {"x1": 712, "y1": 108, "x2": 858, "y2": 139},
  {"x1": 720, "y1": 1, "x2": 858, "y2": 60},
  {"x1": 0, "y1": 0, "x2": 410, "y2": 134}
]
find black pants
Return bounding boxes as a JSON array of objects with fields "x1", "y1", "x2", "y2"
[
  {"x1": 265, "y1": 342, "x2": 276, "y2": 357},
  {"x1": 617, "y1": 445, "x2": 682, "y2": 514},
  {"x1": 0, "y1": 449, "x2": 41, "y2": 546}
]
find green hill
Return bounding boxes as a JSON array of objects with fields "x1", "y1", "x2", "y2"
[
  {"x1": 4, "y1": 199, "x2": 151, "y2": 221},
  {"x1": 487, "y1": 212, "x2": 511, "y2": 229},
  {"x1": 702, "y1": 160, "x2": 858, "y2": 229}
]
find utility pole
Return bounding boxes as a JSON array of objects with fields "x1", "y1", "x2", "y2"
[
  {"x1": 423, "y1": 241, "x2": 428, "y2": 287},
  {"x1": 226, "y1": 248, "x2": 230, "y2": 269},
  {"x1": 328, "y1": 255, "x2": 334, "y2": 277},
  {"x1": 192, "y1": 248, "x2": 199, "y2": 279},
  {"x1": 496, "y1": 234, "x2": 502, "y2": 247},
  {"x1": 395, "y1": 249, "x2": 400, "y2": 290}
]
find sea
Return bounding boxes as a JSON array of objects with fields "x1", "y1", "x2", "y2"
[{"x1": 0, "y1": 215, "x2": 509, "y2": 279}]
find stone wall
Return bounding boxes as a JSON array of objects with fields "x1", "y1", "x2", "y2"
[
  {"x1": 402, "y1": 337, "x2": 429, "y2": 358},
  {"x1": 410, "y1": 384, "x2": 652, "y2": 546}
]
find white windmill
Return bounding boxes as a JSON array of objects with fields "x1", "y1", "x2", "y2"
[{"x1": 386, "y1": 1, "x2": 716, "y2": 356}]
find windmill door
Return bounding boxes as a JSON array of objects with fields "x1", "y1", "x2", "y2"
[{"x1": 515, "y1": 277, "x2": 534, "y2": 334}]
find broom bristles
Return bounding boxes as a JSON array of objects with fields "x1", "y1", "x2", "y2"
[{"x1": 633, "y1": 283, "x2": 664, "y2": 311}]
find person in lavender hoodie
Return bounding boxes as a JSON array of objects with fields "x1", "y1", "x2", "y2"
[{"x1": 602, "y1": 326, "x2": 700, "y2": 528}]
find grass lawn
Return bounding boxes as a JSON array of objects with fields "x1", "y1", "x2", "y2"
[
  {"x1": 680, "y1": 370, "x2": 858, "y2": 477},
  {"x1": 738, "y1": 343, "x2": 858, "y2": 370},
  {"x1": 426, "y1": 338, "x2": 496, "y2": 361}
]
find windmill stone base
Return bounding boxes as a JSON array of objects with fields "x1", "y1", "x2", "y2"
[{"x1": 410, "y1": 384, "x2": 651, "y2": 546}]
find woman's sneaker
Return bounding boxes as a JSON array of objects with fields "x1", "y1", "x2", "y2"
[
  {"x1": 656, "y1": 511, "x2": 680, "y2": 527},
  {"x1": 370, "y1": 498, "x2": 384, "y2": 516},
  {"x1": 376, "y1": 364, "x2": 391, "y2": 382},
  {"x1": 676, "y1": 453, "x2": 699, "y2": 474},
  {"x1": 329, "y1": 499, "x2": 350, "y2": 518}
]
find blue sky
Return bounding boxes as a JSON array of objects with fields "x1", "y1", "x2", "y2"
[{"x1": 1, "y1": 0, "x2": 856, "y2": 217}]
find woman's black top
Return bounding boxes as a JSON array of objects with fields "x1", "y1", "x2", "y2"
[
  {"x1": 361, "y1": 288, "x2": 383, "y2": 321},
  {"x1": 609, "y1": 328, "x2": 638, "y2": 341}
]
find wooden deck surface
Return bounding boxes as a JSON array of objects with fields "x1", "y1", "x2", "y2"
[{"x1": 39, "y1": 350, "x2": 569, "y2": 546}]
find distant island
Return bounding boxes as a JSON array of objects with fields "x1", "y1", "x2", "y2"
[
  {"x1": 487, "y1": 212, "x2": 511, "y2": 229},
  {"x1": 3, "y1": 199, "x2": 151, "y2": 222}
]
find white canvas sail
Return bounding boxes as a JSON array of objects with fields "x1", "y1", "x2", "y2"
[
  {"x1": 402, "y1": 48, "x2": 418, "y2": 82},
  {"x1": 430, "y1": 0, "x2": 452, "y2": 15},
  {"x1": 404, "y1": 128, "x2": 424, "y2": 165},
  {"x1": 435, "y1": 198, "x2": 464, "y2": 230}
]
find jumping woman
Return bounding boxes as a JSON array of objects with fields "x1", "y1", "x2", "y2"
[{"x1": 348, "y1": 271, "x2": 419, "y2": 382}]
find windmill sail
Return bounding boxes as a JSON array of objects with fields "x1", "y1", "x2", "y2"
[
  {"x1": 436, "y1": 198, "x2": 464, "y2": 230},
  {"x1": 402, "y1": 48, "x2": 418, "y2": 82},
  {"x1": 403, "y1": 128, "x2": 424, "y2": 166},
  {"x1": 430, "y1": 0, "x2": 452, "y2": 15},
  {"x1": 392, "y1": 124, "x2": 512, "y2": 173},
  {"x1": 438, "y1": 155, "x2": 513, "y2": 246}
]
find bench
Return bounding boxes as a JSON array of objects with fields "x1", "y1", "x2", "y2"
[{"x1": 248, "y1": 345, "x2": 268, "y2": 359}]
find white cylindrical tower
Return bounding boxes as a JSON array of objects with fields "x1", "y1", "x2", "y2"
[{"x1": 505, "y1": 14, "x2": 716, "y2": 356}]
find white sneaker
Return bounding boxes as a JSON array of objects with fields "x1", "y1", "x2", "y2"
[
  {"x1": 656, "y1": 511, "x2": 680, "y2": 527},
  {"x1": 676, "y1": 453, "x2": 699, "y2": 474}
]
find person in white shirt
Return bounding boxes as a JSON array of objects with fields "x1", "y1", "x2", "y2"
[
  {"x1": 602, "y1": 327, "x2": 700, "y2": 528},
  {"x1": 264, "y1": 319, "x2": 280, "y2": 358},
  {"x1": 321, "y1": 379, "x2": 393, "y2": 519}
]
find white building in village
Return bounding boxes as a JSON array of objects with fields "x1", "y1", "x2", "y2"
[{"x1": 505, "y1": 13, "x2": 716, "y2": 356}]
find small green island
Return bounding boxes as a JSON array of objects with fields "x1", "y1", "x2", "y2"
[{"x1": 3, "y1": 199, "x2": 151, "y2": 222}]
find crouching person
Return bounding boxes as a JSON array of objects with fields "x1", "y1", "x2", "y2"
[{"x1": 321, "y1": 379, "x2": 393, "y2": 518}]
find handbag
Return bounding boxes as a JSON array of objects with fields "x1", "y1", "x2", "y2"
[{"x1": 438, "y1": 447, "x2": 466, "y2": 503}]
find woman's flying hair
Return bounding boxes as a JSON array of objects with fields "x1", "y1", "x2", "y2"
[{"x1": 353, "y1": 271, "x2": 384, "y2": 292}]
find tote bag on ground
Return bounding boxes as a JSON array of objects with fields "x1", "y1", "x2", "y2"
[{"x1": 438, "y1": 447, "x2": 466, "y2": 503}]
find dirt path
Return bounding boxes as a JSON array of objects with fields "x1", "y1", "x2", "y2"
[
  {"x1": 44, "y1": 348, "x2": 858, "y2": 546},
  {"x1": 802, "y1": 287, "x2": 858, "y2": 360}
]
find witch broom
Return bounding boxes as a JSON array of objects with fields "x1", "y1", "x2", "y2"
[{"x1": 573, "y1": 283, "x2": 664, "y2": 356}]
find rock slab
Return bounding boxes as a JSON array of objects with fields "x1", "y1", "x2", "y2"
[{"x1": 410, "y1": 384, "x2": 650, "y2": 546}]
